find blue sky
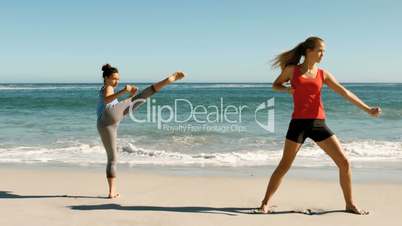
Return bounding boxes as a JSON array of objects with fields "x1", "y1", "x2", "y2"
[{"x1": 1, "y1": 0, "x2": 401, "y2": 83}]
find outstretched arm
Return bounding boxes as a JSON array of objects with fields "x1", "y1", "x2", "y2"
[{"x1": 323, "y1": 70, "x2": 381, "y2": 117}]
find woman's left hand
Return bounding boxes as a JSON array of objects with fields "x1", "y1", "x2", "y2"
[{"x1": 367, "y1": 107, "x2": 382, "y2": 117}]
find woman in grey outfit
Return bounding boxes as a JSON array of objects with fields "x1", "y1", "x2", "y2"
[{"x1": 96, "y1": 63, "x2": 185, "y2": 198}]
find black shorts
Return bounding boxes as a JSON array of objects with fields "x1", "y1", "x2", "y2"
[{"x1": 285, "y1": 119, "x2": 334, "y2": 144}]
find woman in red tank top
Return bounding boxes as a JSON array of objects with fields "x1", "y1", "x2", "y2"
[{"x1": 256, "y1": 37, "x2": 381, "y2": 215}]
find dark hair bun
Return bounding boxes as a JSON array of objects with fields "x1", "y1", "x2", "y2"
[
  {"x1": 101, "y1": 63, "x2": 119, "y2": 79},
  {"x1": 102, "y1": 64, "x2": 112, "y2": 72}
]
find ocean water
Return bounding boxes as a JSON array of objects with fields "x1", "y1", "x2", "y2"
[{"x1": 0, "y1": 83, "x2": 401, "y2": 170}]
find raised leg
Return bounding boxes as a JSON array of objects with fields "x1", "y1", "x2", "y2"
[{"x1": 122, "y1": 71, "x2": 186, "y2": 115}]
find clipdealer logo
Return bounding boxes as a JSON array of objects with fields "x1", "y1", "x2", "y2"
[{"x1": 128, "y1": 97, "x2": 275, "y2": 133}]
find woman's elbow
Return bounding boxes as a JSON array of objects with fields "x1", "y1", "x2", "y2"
[
  {"x1": 272, "y1": 83, "x2": 281, "y2": 92},
  {"x1": 103, "y1": 97, "x2": 114, "y2": 104}
]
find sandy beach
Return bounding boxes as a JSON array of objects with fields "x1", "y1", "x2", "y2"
[{"x1": 1, "y1": 165, "x2": 401, "y2": 226}]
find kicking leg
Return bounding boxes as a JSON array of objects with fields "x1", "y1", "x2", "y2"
[{"x1": 123, "y1": 71, "x2": 186, "y2": 115}]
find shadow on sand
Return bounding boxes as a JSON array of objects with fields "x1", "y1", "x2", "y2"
[
  {"x1": 68, "y1": 203, "x2": 348, "y2": 216},
  {"x1": 0, "y1": 190, "x2": 107, "y2": 199},
  {"x1": 1, "y1": 191, "x2": 349, "y2": 216}
]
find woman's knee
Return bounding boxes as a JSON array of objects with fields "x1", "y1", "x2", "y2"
[
  {"x1": 274, "y1": 160, "x2": 292, "y2": 175},
  {"x1": 278, "y1": 148, "x2": 299, "y2": 172},
  {"x1": 337, "y1": 158, "x2": 351, "y2": 171}
]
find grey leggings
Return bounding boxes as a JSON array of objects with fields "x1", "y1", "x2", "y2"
[{"x1": 97, "y1": 85, "x2": 157, "y2": 178}]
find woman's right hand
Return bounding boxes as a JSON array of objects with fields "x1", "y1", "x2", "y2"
[{"x1": 124, "y1": 85, "x2": 138, "y2": 95}]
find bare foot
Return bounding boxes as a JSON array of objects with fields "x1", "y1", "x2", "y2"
[
  {"x1": 108, "y1": 193, "x2": 120, "y2": 199},
  {"x1": 346, "y1": 204, "x2": 369, "y2": 215},
  {"x1": 252, "y1": 202, "x2": 274, "y2": 214},
  {"x1": 168, "y1": 71, "x2": 186, "y2": 82}
]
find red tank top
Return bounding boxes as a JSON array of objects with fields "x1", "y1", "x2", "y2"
[{"x1": 290, "y1": 65, "x2": 326, "y2": 119}]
